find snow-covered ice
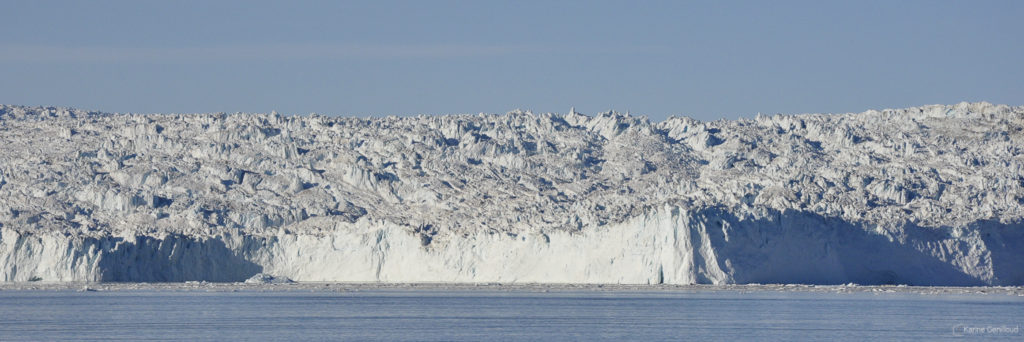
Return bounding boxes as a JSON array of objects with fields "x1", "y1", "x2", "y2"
[{"x1": 0, "y1": 102, "x2": 1022, "y2": 285}]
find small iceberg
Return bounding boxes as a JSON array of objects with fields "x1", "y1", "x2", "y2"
[{"x1": 244, "y1": 273, "x2": 295, "y2": 284}]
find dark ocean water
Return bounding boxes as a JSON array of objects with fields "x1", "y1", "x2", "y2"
[{"x1": 0, "y1": 289, "x2": 1021, "y2": 341}]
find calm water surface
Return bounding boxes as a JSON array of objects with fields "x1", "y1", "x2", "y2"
[{"x1": 0, "y1": 289, "x2": 1021, "y2": 341}]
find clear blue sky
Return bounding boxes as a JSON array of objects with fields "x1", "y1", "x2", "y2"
[{"x1": 1, "y1": 1, "x2": 1021, "y2": 121}]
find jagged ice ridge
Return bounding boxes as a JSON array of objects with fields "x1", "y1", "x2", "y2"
[{"x1": 1, "y1": 102, "x2": 1022, "y2": 285}]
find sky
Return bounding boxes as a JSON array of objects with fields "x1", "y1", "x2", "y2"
[{"x1": 1, "y1": 1, "x2": 1021, "y2": 122}]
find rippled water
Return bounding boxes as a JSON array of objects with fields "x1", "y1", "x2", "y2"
[{"x1": 0, "y1": 289, "x2": 1021, "y2": 341}]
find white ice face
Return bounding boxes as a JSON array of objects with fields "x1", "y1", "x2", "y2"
[{"x1": 0, "y1": 102, "x2": 1021, "y2": 285}]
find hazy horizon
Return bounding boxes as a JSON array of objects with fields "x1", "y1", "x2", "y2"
[{"x1": 2, "y1": 1, "x2": 1022, "y2": 121}]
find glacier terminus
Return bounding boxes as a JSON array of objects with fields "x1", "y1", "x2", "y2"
[{"x1": 1, "y1": 103, "x2": 1022, "y2": 285}]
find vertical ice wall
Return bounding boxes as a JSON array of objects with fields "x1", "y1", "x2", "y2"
[
  {"x1": 4, "y1": 206, "x2": 1020, "y2": 285},
  {"x1": 1, "y1": 103, "x2": 1022, "y2": 285}
]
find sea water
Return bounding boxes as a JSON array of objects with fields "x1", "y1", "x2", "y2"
[{"x1": 0, "y1": 289, "x2": 1021, "y2": 341}]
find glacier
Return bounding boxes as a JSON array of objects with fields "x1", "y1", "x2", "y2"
[{"x1": 0, "y1": 102, "x2": 1022, "y2": 285}]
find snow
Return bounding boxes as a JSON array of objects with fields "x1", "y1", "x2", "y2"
[{"x1": 0, "y1": 102, "x2": 1022, "y2": 285}]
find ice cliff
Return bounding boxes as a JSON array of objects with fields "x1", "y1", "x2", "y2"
[{"x1": 1, "y1": 103, "x2": 1022, "y2": 285}]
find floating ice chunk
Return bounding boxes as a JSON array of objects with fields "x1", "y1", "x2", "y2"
[{"x1": 245, "y1": 274, "x2": 295, "y2": 284}]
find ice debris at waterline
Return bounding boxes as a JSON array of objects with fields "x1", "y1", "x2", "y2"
[
  {"x1": 1, "y1": 103, "x2": 1022, "y2": 285},
  {"x1": 244, "y1": 273, "x2": 294, "y2": 284}
]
